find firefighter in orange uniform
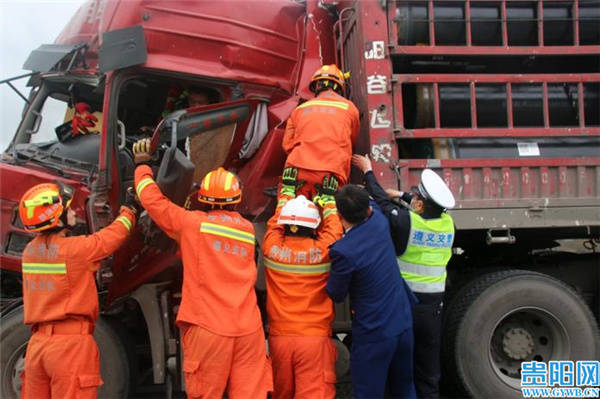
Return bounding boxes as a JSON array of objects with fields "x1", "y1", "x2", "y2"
[
  {"x1": 264, "y1": 167, "x2": 343, "y2": 399},
  {"x1": 283, "y1": 64, "x2": 360, "y2": 198},
  {"x1": 132, "y1": 138, "x2": 271, "y2": 399},
  {"x1": 19, "y1": 181, "x2": 137, "y2": 399}
]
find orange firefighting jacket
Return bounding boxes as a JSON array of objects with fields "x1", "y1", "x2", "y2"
[
  {"x1": 283, "y1": 90, "x2": 360, "y2": 182},
  {"x1": 263, "y1": 195, "x2": 343, "y2": 336},
  {"x1": 21, "y1": 207, "x2": 135, "y2": 325},
  {"x1": 134, "y1": 165, "x2": 262, "y2": 336}
]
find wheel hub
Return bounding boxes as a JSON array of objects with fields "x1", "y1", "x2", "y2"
[{"x1": 502, "y1": 327, "x2": 534, "y2": 360}]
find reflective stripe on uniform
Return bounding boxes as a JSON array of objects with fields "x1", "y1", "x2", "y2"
[
  {"x1": 402, "y1": 278, "x2": 446, "y2": 293},
  {"x1": 400, "y1": 268, "x2": 446, "y2": 293},
  {"x1": 264, "y1": 257, "x2": 330, "y2": 275},
  {"x1": 200, "y1": 222, "x2": 254, "y2": 245},
  {"x1": 397, "y1": 259, "x2": 446, "y2": 278},
  {"x1": 322, "y1": 208, "x2": 337, "y2": 219},
  {"x1": 136, "y1": 177, "x2": 155, "y2": 197},
  {"x1": 22, "y1": 262, "x2": 66, "y2": 274},
  {"x1": 297, "y1": 100, "x2": 349, "y2": 111},
  {"x1": 116, "y1": 216, "x2": 132, "y2": 231}
]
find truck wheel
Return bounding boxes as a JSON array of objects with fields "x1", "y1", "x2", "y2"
[
  {"x1": 443, "y1": 270, "x2": 600, "y2": 398},
  {"x1": 0, "y1": 306, "x2": 130, "y2": 399}
]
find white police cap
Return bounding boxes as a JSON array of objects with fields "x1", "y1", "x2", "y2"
[{"x1": 417, "y1": 169, "x2": 456, "y2": 209}]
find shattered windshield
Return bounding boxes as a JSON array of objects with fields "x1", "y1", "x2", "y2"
[
  {"x1": 8, "y1": 77, "x2": 103, "y2": 171},
  {"x1": 11, "y1": 77, "x2": 102, "y2": 148}
]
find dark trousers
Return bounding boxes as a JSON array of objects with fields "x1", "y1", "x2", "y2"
[
  {"x1": 412, "y1": 293, "x2": 444, "y2": 399},
  {"x1": 350, "y1": 328, "x2": 417, "y2": 399}
]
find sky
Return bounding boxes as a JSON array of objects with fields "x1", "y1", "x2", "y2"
[{"x1": 0, "y1": 0, "x2": 85, "y2": 150}]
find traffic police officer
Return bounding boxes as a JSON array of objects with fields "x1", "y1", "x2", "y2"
[{"x1": 353, "y1": 154, "x2": 456, "y2": 399}]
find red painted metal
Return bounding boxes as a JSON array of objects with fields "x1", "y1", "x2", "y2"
[
  {"x1": 501, "y1": 0, "x2": 508, "y2": 47},
  {"x1": 578, "y1": 81, "x2": 586, "y2": 127},
  {"x1": 433, "y1": 82, "x2": 441, "y2": 129},
  {"x1": 394, "y1": 73, "x2": 600, "y2": 138},
  {"x1": 391, "y1": 45, "x2": 600, "y2": 55},
  {"x1": 396, "y1": 73, "x2": 600, "y2": 84},
  {"x1": 2, "y1": 0, "x2": 598, "y2": 310},
  {"x1": 399, "y1": 127, "x2": 600, "y2": 139},
  {"x1": 401, "y1": 157, "x2": 600, "y2": 168},
  {"x1": 395, "y1": 158, "x2": 600, "y2": 205},
  {"x1": 542, "y1": 81, "x2": 550, "y2": 128},
  {"x1": 428, "y1": 0, "x2": 436, "y2": 46},
  {"x1": 57, "y1": 0, "x2": 307, "y2": 92},
  {"x1": 574, "y1": 0, "x2": 580, "y2": 45},
  {"x1": 538, "y1": 0, "x2": 545, "y2": 46},
  {"x1": 469, "y1": 81, "x2": 477, "y2": 129},
  {"x1": 506, "y1": 82, "x2": 514, "y2": 128},
  {"x1": 465, "y1": 0, "x2": 472, "y2": 46},
  {"x1": 391, "y1": 0, "x2": 600, "y2": 55}
]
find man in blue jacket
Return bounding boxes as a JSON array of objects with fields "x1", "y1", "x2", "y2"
[{"x1": 326, "y1": 185, "x2": 417, "y2": 399}]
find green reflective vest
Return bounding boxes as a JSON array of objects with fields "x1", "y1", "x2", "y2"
[{"x1": 397, "y1": 211, "x2": 454, "y2": 293}]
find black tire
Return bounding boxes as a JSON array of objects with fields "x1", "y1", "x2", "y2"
[
  {"x1": 442, "y1": 270, "x2": 600, "y2": 398},
  {"x1": 0, "y1": 306, "x2": 130, "y2": 398}
]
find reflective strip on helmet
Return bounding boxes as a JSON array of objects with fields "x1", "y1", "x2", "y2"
[
  {"x1": 200, "y1": 222, "x2": 254, "y2": 245},
  {"x1": 397, "y1": 259, "x2": 446, "y2": 277},
  {"x1": 203, "y1": 171, "x2": 213, "y2": 191},
  {"x1": 278, "y1": 215, "x2": 320, "y2": 225},
  {"x1": 136, "y1": 178, "x2": 155, "y2": 197},
  {"x1": 297, "y1": 100, "x2": 349, "y2": 111},
  {"x1": 22, "y1": 262, "x2": 66, "y2": 274},
  {"x1": 264, "y1": 257, "x2": 330, "y2": 275},
  {"x1": 116, "y1": 216, "x2": 132, "y2": 231},
  {"x1": 322, "y1": 208, "x2": 337, "y2": 219},
  {"x1": 224, "y1": 173, "x2": 234, "y2": 191}
]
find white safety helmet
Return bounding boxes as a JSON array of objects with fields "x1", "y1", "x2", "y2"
[
  {"x1": 418, "y1": 169, "x2": 456, "y2": 209},
  {"x1": 277, "y1": 195, "x2": 321, "y2": 229}
]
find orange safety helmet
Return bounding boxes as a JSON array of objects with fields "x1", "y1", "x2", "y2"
[
  {"x1": 197, "y1": 167, "x2": 242, "y2": 205},
  {"x1": 19, "y1": 182, "x2": 74, "y2": 232},
  {"x1": 309, "y1": 64, "x2": 350, "y2": 95}
]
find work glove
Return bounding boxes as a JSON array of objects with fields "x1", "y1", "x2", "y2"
[
  {"x1": 280, "y1": 167, "x2": 303, "y2": 197},
  {"x1": 314, "y1": 174, "x2": 339, "y2": 207},
  {"x1": 124, "y1": 187, "x2": 142, "y2": 215},
  {"x1": 71, "y1": 102, "x2": 98, "y2": 135},
  {"x1": 132, "y1": 138, "x2": 153, "y2": 165}
]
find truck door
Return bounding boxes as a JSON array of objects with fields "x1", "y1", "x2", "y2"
[{"x1": 106, "y1": 99, "x2": 259, "y2": 304}]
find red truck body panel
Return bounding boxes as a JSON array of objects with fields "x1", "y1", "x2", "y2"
[
  {"x1": 56, "y1": 0, "x2": 308, "y2": 93},
  {"x1": 1, "y1": 0, "x2": 598, "y2": 302}
]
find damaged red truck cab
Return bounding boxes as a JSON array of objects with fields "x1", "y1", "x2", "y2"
[{"x1": 1, "y1": 1, "x2": 599, "y2": 398}]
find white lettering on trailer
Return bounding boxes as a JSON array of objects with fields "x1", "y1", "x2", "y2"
[
  {"x1": 364, "y1": 41, "x2": 385, "y2": 60},
  {"x1": 371, "y1": 143, "x2": 392, "y2": 163},
  {"x1": 370, "y1": 109, "x2": 391, "y2": 129},
  {"x1": 367, "y1": 75, "x2": 387, "y2": 94}
]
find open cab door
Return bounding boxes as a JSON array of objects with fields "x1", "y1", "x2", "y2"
[
  {"x1": 106, "y1": 99, "x2": 259, "y2": 303},
  {"x1": 150, "y1": 99, "x2": 257, "y2": 206}
]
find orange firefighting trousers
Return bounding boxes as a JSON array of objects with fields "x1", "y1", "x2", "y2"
[
  {"x1": 269, "y1": 336, "x2": 337, "y2": 399},
  {"x1": 21, "y1": 319, "x2": 102, "y2": 399},
  {"x1": 181, "y1": 324, "x2": 273, "y2": 399}
]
